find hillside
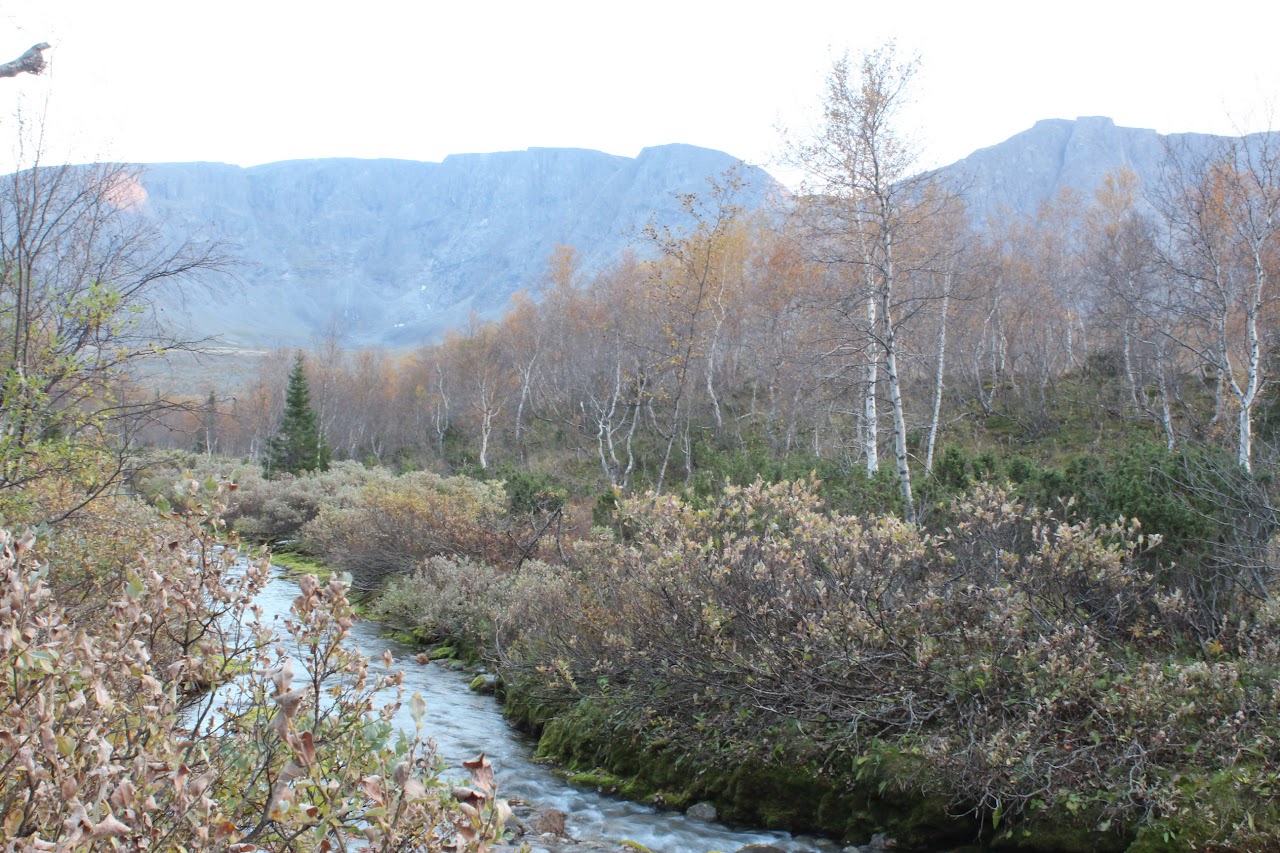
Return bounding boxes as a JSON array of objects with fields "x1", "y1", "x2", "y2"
[
  {"x1": 935, "y1": 115, "x2": 1269, "y2": 224},
  {"x1": 136, "y1": 145, "x2": 782, "y2": 349},
  {"x1": 128, "y1": 119, "x2": 1277, "y2": 352}
]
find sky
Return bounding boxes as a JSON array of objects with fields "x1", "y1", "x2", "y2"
[{"x1": 1, "y1": 1, "x2": 1277, "y2": 187}]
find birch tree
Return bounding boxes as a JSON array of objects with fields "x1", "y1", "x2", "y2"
[
  {"x1": 1084, "y1": 169, "x2": 1182, "y2": 448},
  {"x1": 1156, "y1": 133, "x2": 1280, "y2": 472},
  {"x1": 784, "y1": 44, "x2": 957, "y2": 522},
  {"x1": 642, "y1": 176, "x2": 745, "y2": 493}
]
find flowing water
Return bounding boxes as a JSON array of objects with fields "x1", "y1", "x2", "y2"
[{"x1": 256, "y1": 571, "x2": 825, "y2": 853}]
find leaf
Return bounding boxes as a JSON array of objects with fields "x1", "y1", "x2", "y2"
[
  {"x1": 89, "y1": 815, "x2": 131, "y2": 839},
  {"x1": 361, "y1": 776, "x2": 385, "y2": 806},
  {"x1": 270, "y1": 659, "x2": 295, "y2": 695},
  {"x1": 296, "y1": 730, "x2": 316, "y2": 767},
  {"x1": 272, "y1": 685, "x2": 309, "y2": 719},
  {"x1": 409, "y1": 691, "x2": 426, "y2": 725},
  {"x1": 464, "y1": 753, "x2": 495, "y2": 796}
]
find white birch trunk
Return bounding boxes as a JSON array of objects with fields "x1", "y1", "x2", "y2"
[
  {"x1": 863, "y1": 292, "x2": 879, "y2": 474},
  {"x1": 881, "y1": 266, "x2": 915, "y2": 524},
  {"x1": 925, "y1": 285, "x2": 950, "y2": 472}
]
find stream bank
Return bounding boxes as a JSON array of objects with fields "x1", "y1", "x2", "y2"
[
  {"x1": 260, "y1": 570, "x2": 823, "y2": 853},
  {"x1": 501, "y1": 692, "x2": 1144, "y2": 853}
]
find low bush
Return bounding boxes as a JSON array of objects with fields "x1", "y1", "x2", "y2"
[
  {"x1": 484, "y1": 479, "x2": 1280, "y2": 848},
  {"x1": 228, "y1": 460, "x2": 392, "y2": 542},
  {"x1": 300, "y1": 470, "x2": 519, "y2": 590},
  {"x1": 924, "y1": 441, "x2": 1280, "y2": 636},
  {"x1": 371, "y1": 555, "x2": 567, "y2": 662},
  {"x1": 0, "y1": 479, "x2": 508, "y2": 849}
]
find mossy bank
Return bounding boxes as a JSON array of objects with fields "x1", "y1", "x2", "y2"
[{"x1": 504, "y1": 692, "x2": 1148, "y2": 853}]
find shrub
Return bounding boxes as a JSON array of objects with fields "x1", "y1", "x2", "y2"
[
  {"x1": 492, "y1": 478, "x2": 1280, "y2": 847},
  {"x1": 227, "y1": 460, "x2": 392, "y2": 542},
  {"x1": 301, "y1": 470, "x2": 518, "y2": 589},
  {"x1": 0, "y1": 479, "x2": 508, "y2": 849},
  {"x1": 371, "y1": 555, "x2": 566, "y2": 663}
]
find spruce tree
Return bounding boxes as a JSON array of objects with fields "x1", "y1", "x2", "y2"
[{"x1": 266, "y1": 353, "x2": 330, "y2": 477}]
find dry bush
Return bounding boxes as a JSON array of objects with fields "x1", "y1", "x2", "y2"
[
  {"x1": 493, "y1": 478, "x2": 1280, "y2": 847},
  {"x1": 135, "y1": 456, "x2": 397, "y2": 543},
  {"x1": 300, "y1": 471, "x2": 519, "y2": 590},
  {"x1": 0, "y1": 479, "x2": 508, "y2": 850},
  {"x1": 371, "y1": 555, "x2": 566, "y2": 661},
  {"x1": 227, "y1": 460, "x2": 392, "y2": 542}
]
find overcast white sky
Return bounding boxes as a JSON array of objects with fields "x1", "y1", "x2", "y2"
[{"x1": 1, "y1": 1, "x2": 1277, "y2": 186}]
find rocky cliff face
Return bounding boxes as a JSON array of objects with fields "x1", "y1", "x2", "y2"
[
  {"x1": 935, "y1": 115, "x2": 1255, "y2": 226},
  {"x1": 134, "y1": 121, "x2": 1271, "y2": 349},
  {"x1": 138, "y1": 145, "x2": 780, "y2": 348}
]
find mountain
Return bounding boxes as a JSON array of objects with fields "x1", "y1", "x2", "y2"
[
  {"x1": 136, "y1": 145, "x2": 782, "y2": 349},
  {"x1": 132, "y1": 121, "x2": 1267, "y2": 352},
  {"x1": 933, "y1": 115, "x2": 1268, "y2": 225}
]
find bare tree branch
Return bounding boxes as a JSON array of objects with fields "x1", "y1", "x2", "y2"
[{"x1": 0, "y1": 43, "x2": 50, "y2": 79}]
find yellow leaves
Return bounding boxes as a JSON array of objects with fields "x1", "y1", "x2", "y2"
[{"x1": 2, "y1": 808, "x2": 24, "y2": 838}]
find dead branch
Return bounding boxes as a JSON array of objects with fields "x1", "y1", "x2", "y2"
[{"x1": 0, "y1": 42, "x2": 50, "y2": 79}]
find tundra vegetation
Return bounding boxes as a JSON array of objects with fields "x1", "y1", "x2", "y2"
[
  {"x1": 7, "y1": 44, "x2": 1280, "y2": 852},
  {"x1": 0, "y1": 111, "x2": 506, "y2": 852}
]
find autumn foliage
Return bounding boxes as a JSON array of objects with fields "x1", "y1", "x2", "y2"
[
  {"x1": 365, "y1": 476, "x2": 1280, "y2": 848},
  {"x1": 0, "y1": 480, "x2": 507, "y2": 850}
]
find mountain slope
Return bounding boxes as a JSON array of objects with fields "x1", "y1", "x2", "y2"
[
  {"x1": 137, "y1": 145, "x2": 780, "y2": 348},
  {"x1": 935, "y1": 115, "x2": 1265, "y2": 225}
]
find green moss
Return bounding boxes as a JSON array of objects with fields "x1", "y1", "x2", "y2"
[
  {"x1": 990, "y1": 821, "x2": 1128, "y2": 853},
  {"x1": 525, "y1": 696, "x2": 971, "y2": 845},
  {"x1": 468, "y1": 673, "x2": 501, "y2": 694},
  {"x1": 269, "y1": 550, "x2": 333, "y2": 579},
  {"x1": 617, "y1": 842, "x2": 654, "y2": 853},
  {"x1": 511, "y1": 689, "x2": 1164, "y2": 851},
  {"x1": 500, "y1": 691, "x2": 560, "y2": 736},
  {"x1": 210, "y1": 653, "x2": 253, "y2": 678},
  {"x1": 427, "y1": 643, "x2": 456, "y2": 660},
  {"x1": 567, "y1": 768, "x2": 626, "y2": 791}
]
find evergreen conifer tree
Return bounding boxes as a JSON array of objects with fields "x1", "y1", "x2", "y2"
[{"x1": 266, "y1": 353, "x2": 330, "y2": 477}]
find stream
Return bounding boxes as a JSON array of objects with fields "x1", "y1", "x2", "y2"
[{"x1": 256, "y1": 570, "x2": 827, "y2": 853}]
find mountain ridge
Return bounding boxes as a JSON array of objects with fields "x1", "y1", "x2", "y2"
[
  {"x1": 138, "y1": 144, "x2": 781, "y2": 349},
  {"x1": 131, "y1": 120, "x2": 1275, "y2": 351},
  {"x1": 936, "y1": 114, "x2": 1270, "y2": 225}
]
